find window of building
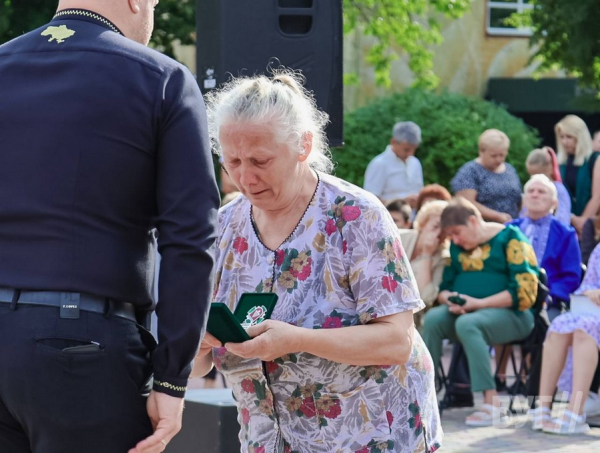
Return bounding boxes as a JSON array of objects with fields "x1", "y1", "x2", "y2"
[{"x1": 487, "y1": 0, "x2": 533, "y2": 37}]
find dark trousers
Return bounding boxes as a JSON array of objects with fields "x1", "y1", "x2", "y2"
[{"x1": 0, "y1": 303, "x2": 155, "y2": 452}]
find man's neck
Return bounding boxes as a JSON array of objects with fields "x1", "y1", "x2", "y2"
[
  {"x1": 528, "y1": 212, "x2": 550, "y2": 221},
  {"x1": 56, "y1": 1, "x2": 128, "y2": 37}
]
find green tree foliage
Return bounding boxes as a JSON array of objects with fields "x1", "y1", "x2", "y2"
[
  {"x1": 0, "y1": 0, "x2": 194, "y2": 59},
  {"x1": 332, "y1": 89, "x2": 540, "y2": 189},
  {"x1": 151, "y1": 0, "x2": 195, "y2": 57},
  {"x1": 513, "y1": 0, "x2": 600, "y2": 92},
  {"x1": 0, "y1": 1, "x2": 50, "y2": 43},
  {"x1": 343, "y1": 0, "x2": 472, "y2": 89},
  {"x1": 1, "y1": 1, "x2": 471, "y2": 88}
]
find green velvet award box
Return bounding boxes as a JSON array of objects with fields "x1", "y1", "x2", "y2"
[{"x1": 207, "y1": 293, "x2": 278, "y2": 344}]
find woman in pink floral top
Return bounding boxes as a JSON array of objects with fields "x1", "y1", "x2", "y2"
[{"x1": 192, "y1": 72, "x2": 442, "y2": 452}]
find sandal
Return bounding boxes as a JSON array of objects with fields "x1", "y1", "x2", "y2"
[
  {"x1": 530, "y1": 406, "x2": 551, "y2": 431},
  {"x1": 465, "y1": 404, "x2": 510, "y2": 427},
  {"x1": 542, "y1": 410, "x2": 590, "y2": 435}
]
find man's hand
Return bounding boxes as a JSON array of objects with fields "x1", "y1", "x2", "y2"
[
  {"x1": 447, "y1": 302, "x2": 466, "y2": 316},
  {"x1": 438, "y1": 290, "x2": 457, "y2": 305},
  {"x1": 447, "y1": 294, "x2": 482, "y2": 315},
  {"x1": 224, "y1": 320, "x2": 301, "y2": 361},
  {"x1": 460, "y1": 294, "x2": 483, "y2": 312},
  {"x1": 128, "y1": 391, "x2": 184, "y2": 453}
]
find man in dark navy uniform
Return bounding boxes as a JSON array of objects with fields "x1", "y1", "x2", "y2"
[{"x1": 0, "y1": 1, "x2": 220, "y2": 452}]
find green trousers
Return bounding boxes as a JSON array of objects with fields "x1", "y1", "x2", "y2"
[{"x1": 422, "y1": 305, "x2": 534, "y2": 392}]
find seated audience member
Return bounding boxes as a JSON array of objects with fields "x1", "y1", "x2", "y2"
[
  {"x1": 523, "y1": 147, "x2": 571, "y2": 226},
  {"x1": 398, "y1": 200, "x2": 449, "y2": 328},
  {"x1": 364, "y1": 121, "x2": 424, "y2": 205},
  {"x1": 385, "y1": 198, "x2": 413, "y2": 229},
  {"x1": 581, "y1": 216, "x2": 600, "y2": 266},
  {"x1": 510, "y1": 174, "x2": 582, "y2": 321},
  {"x1": 416, "y1": 184, "x2": 452, "y2": 213},
  {"x1": 555, "y1": 115, "x2": 600, "y2": 234},
  {"x1": 422, "y1": 198, "x2": 538, "y2": 426},
  {"x1": 451, "y1": 129, "x2": 522, "y2": 222},
  {"x1": 534, "y1": 242, "x2": 600, "y2": 434}
]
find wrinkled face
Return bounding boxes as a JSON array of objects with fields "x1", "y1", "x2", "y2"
[
  {"x1": 479, "y1": 145, "x2": 507, "y2": 171},
  {"x1": 390, "y1": 140, "x2": 418, "y2": 161},
  {"x1": 526, "y1": 163, "x2": 552, "y2": 179},
  {"x1": 131, "y1": 0, "x2": 159, "y2": 45},
  {"x1": 559, "y1": 131, "x2": 577, "y2": 154},
  {"x1": 219, "y1": 123, "x2": 307, "y2": 211},
  {"x1": 523, "y1": 181, "x2": 555, "y2": 217},
  {"x1": 444, "y1": 217, "x2": 479, "y2": 251}
]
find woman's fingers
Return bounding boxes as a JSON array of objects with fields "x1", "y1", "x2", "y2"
[{"x1": 202, "y1": 332, "x2": 222, "y2": 348}]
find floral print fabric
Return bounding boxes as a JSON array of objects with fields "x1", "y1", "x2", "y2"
[{"x1": 212, "y1": 174, "x2": 442, "y2": 453}]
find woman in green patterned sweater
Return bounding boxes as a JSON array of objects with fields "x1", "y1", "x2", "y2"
[{"x1": 422, "y1": 197, "x2": 539, "y2": 426}]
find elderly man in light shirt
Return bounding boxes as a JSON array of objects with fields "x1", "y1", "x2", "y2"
[{"x1": 364, "y1": 121, "x2": 424, "y2": 206}]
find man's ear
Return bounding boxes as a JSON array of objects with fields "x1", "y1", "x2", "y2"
[
  {"x1": 128, "y1": 0, "x2": 141, "y2": 14},
  {"x1": 468, "y1": 215, "x2": 479, "y2": 229}
]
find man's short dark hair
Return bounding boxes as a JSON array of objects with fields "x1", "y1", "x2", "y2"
[{"x1": 440, "y1": 197, "x2": 482, "y2": 229}]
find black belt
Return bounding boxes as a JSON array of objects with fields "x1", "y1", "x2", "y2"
[{"x1": 0, "y1": 288, "x2": 137, "y2": 322}]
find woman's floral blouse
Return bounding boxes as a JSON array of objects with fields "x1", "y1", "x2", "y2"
[
  {"x1": 212, "y1": 174, "x2": 442, "y2": 453},
  {"x1": 440, "y1": 225, "x2": 539, "y2": 311}
]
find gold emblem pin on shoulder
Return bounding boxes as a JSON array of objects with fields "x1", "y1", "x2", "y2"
[{"x1": 41, "y1": 25, "x2": 75, "y2": 44}]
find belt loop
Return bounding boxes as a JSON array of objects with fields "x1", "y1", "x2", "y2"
[
  {"x1": 10, "y1": 289, "x2": 21, "y2": 311},
  {"x1": 104, "y1": 298, "x2": 113, "y2": 318}
]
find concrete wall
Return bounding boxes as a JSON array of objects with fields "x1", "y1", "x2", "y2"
[{"x1": 343, "y1": 0, "x2": 564, "y2": 110}]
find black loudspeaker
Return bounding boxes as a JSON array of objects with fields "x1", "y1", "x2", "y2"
[
  {"x1": 196, "y1": 0, "x2": 344, "y2": 147},
  {"x1": 166, "y1": 389, "x2": 241, "y2": 453}
]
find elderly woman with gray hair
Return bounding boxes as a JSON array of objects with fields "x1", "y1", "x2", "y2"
[
  {"x1": 364, "y1": 121, "x2": 424, "y2": 207},
  {"x1": 192, "y1": 72, "x2": 442, "y2": 452}
]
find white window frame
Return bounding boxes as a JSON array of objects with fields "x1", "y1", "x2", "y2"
[{"x1": 487, "y1": 0, "x2": 533, "y2": 37}]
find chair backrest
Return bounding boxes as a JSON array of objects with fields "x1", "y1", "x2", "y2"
[{"x1": 532, "y1": 268, "x2": 549, "y2": 315}]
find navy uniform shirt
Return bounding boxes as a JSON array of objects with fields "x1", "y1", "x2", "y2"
[{"x1": 0, "y1": 10, "x2": 220, "y2": 396}]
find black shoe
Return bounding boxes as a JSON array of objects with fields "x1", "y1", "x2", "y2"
[
  {"x1": 440, "y1": 392, "x2": 474, "y2": 409},
  {"x1": 495, "y1": 376, "x2": 507, "y2": 392},
  {"x1": 507, "y1": 380, "x2": 527, "y2": 396}
]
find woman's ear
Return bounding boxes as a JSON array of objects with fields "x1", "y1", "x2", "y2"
[{"x1": 298, "y1": 132, "x2": 313, "y2": 162}]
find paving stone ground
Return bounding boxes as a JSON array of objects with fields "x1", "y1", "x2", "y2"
[
  {"x1": 435, "y1": 342, "x2": 600, "y2": 452},
  {"x1": 189, "y1": 342, "x2": 600, "y2": 452},
  {"x1": 439, "y1": 394, "x2": 600, "y2": 453}
]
